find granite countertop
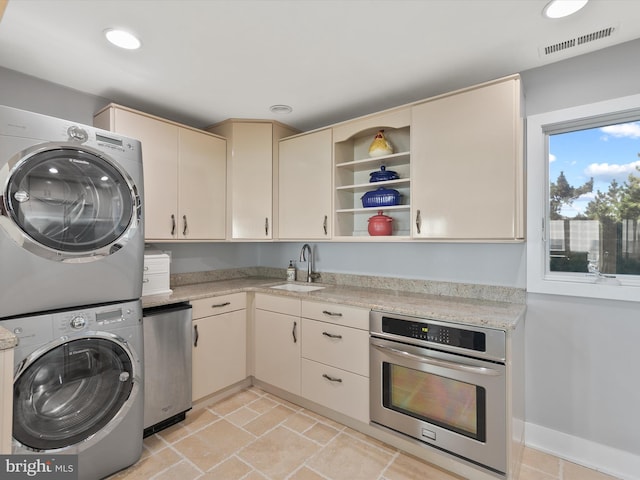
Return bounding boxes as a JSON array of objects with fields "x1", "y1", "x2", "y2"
[
  {"x1": 0, "y1": 325, "x2": 18, "y2": 351},
  {"x1": 143, "y1": 276, "x2": 525, "y2": 331}
]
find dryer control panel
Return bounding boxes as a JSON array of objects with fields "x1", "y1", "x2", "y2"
[{"x1": 55, "y1": 303, "x2": 139, "y2": 334}]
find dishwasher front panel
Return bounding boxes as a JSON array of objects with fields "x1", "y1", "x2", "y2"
[{"x1": 143, "y1": 303, "x2": 193, "y2": 432}]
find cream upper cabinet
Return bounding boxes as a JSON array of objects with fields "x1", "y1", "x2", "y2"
[
  {"x1": 94, "y1": 104, "x2": 226, "y2": 241},
  {"x1": 178, "y1": 128, "x2": 226, "y2": 240},
  {"x1": 410, "y1": 75, "x2": 524, "y2": 240},
  {"x1": 278, "y1": 129, "x2": 332, "y2": 239},
  {"x1": 208, "y1": 120, "x2": 297, "y2": 240}
]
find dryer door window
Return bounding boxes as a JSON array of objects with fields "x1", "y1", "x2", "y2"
[
  {"x1": 13, "y1": 337, "x2": 135, "y2": 451},
  {"x1": 5, "y1": 147, "x2": 137, "y2": 254}
]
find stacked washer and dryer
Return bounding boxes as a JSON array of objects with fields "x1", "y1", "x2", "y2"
[{"x1": 0, "y1": 105, "x2": 146, "y2": 479}]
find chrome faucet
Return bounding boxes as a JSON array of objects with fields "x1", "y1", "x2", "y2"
[{"x1": 299, "y1": 243, "x2": 319, "y2": 283}]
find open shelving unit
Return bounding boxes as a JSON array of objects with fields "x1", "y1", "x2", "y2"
[{"x1": 333, "y1": 116, "x2": 411, "y2": 239}]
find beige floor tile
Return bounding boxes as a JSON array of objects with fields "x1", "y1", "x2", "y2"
[
  {"x1": 245, "y1": 395, "x2": 280, "y2": 414},
  {"x1": 307, "y1": 432, "x2": 394, "y2": 480},
  {"x1": 107, "y1": 447, "x2": 181, "y2": 480},
  {"x1": 303, "y1": 422, "x2": 340, "y2": 445},
  {"x1": 173, "y1": 419, "x2": 255, "y2": 471},
  {"x1": 156, "y1": 421, "x2": 191, "y2": 444},
  {"x1": 383, "y1": 452, "x2": 465, "y2": 480},
  {"x1": 562, "y1": 460, "x2": 621, "y2": 480},
  {"x1": 516, "y1": 464, "x2": 558, "y2": 480},
  {"x1": 141, "y1": 434, "x2": 167, "y2": 455},
  {"x1": 344, "y1": 427, "x2": 398, "y2": 456},
  {"x1": 244, "y1": 471, "x2": 270, "y2": 480},
  {"x1": 200, "y1": 455, "x2": 253, "y2": 479},
  {"x1": 243, "y1": 403, "x2": 296, "y2": 436},
  {"x1": 208, "y1": 388, "x2": 263, "y2": 415},
  {"x1": 225, "y1": 405, "x2": 262, "y2": 427},
  {"x1": 521, "y1": 447, "x2": 561, "y2": 477},
  {"x1": 239, "y1": 425, "x2": 321, "y2": 480},
  {"x1": 182, "y1": 407, "x2": 219, "y2": 432},
  {"x1": 289, "y1": 466, "x2": 330, "y2": 480},
  {"x1": 284, "y1": 411, "x2": 319, "y2": 433},
  {"x1": 153, "y1": 459, "x2": 201, "y2": 480}
]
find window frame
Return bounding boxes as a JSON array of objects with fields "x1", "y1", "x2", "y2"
[{"x1": 526, "y1": 93, "x2": 640, "y2": 302}]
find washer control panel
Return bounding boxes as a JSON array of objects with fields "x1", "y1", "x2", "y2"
[{"x1": 54, "y1": 303, "x2": 140, "y2": 334}]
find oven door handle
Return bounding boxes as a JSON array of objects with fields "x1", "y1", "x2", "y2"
[{"x1": 371, "y1": 342, "x2": 502, "y2": 377}]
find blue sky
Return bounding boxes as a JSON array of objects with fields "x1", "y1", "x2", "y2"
[{"x1": 549, "y1": 121, "x2": 640, "y2": 217}]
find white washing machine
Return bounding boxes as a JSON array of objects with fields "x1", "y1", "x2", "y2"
[
  {"x1": 3, "y1": 299, "x2": 144, "y2": 480},
  {"x1": 0, "y1": 105, "x2": 144, "y2": 319}
]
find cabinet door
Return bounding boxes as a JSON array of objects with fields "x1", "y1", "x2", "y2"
[
  {"x1": 178, "y1": 128, "x2": 226, "y2": 240},
  {"x1": 230, "y1": 123, "x2": 273, "y2": 239},
  {"x1": 254, "y1": 308, "x2": 300, "y2": 395},
  {"x1": 192, "y1": 309, "x2": 246, "y2": 402},
  {"x1": 279, "y1": 129, "x2": 332, "y2": 239},
  {"x1": 411, "y1": 77, "x2": 523, "y2": 240},
  {"x1": 112, "y1": 109, "x2": 179, "y2": 240}
]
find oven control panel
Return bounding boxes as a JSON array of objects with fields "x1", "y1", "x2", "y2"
[{"x1": 381, "y1": 316, "x2": 486, "y2": 352}]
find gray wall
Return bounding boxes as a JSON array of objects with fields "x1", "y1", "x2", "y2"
[
  {"x1": 3, "y1": 37, "x2": 640, "y2": 467},
  {"x1": 519, "y1": 38, "x2": 640, "y2": 460}
]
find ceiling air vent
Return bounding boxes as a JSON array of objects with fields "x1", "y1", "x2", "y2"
[{"x1": 542, "y1": 26, "x2": 616, "y2": 56}]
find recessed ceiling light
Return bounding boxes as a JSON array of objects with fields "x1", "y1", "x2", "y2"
[
  {"x1": 269, "y1": 104, "x2": 293, "y2": 114},
  {"x1": 543, "y1": 0, "x2": 589, "y2": 19},
  {"x1": 104, "y1": 29, "x2": 141, "y2": 50}
]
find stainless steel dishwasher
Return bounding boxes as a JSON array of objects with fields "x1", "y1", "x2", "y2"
[{"x1": 142, "y1": 302, "x2": 193, "y2": 437}]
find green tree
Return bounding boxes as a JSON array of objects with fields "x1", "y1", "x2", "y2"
[
  {"x1": 584, "y1": 179, "x2": 623, "y2": 221},
  {"x1": 550, "y1": 171, "x2": 594, "y2": 219}
]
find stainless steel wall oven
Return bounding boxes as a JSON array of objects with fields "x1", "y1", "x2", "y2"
[{"x1": 370, "y1": 310, "x2": 508, "y2": 475}]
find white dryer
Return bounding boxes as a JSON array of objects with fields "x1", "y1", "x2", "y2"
[
  {"x1": 0, "y1": 105, "x2": 144, "y2": 319},
  {"x1": 3, "y1": 299, "x2": 144, "y2": 479}
]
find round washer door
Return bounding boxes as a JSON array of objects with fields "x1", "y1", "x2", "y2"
[
  {"x1": 13, "y1": 335, "x2": 137, "y2": 451},
  {"x1": 3, "y1": 145, "x2": 140, "y2": 260}
]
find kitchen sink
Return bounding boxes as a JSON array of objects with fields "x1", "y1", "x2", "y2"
[{"x1": 269, "y1": 283, "x2": 326, "y2": 293}]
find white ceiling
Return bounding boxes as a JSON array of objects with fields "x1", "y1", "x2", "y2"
[{"x1": 1, "y1": 0, "x2": 640, "y2": 131}]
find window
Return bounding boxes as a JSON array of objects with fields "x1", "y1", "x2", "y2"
[{"x1": 527, "y1": 93, "x2": 640, "y2": 301}]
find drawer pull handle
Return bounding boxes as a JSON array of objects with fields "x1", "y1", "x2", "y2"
[
  {"x1": 322, "y1": 331, "x2": 342, "y2": 339},
  {"x1": 292, "y1": 321, "x2": 297, "y2": 343},
  {"x1": 322, "y1": 310, "x2": 342, "y2": 317},
  {"x1": 322, "y1": 374, "x2": 342, "y2": 383},
  {"x1": 171, "y1": 214, "x2": 176, "y2": 236},
  {"x1": 183, "y1": 214, "x2": 188, "y2": 236},
  {"x1": 211, "y1": 302, "x2": 231, "y2": 309},
  {"x1": 193, "y1": 324, "x2": 199, "y2": 347},
  {"x1": 323, "y1": 215, "x2": 328, "y2": 235}
]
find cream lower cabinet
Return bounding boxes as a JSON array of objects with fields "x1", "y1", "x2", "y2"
[
  {"x1": 94, "y1": 104, "x2": 226, "y2": 241},
  {"x1": 410, "y1": 75, "x2": 524, "y2": 240},
  {"x1": 278, "y1": 128, "x2": 332, "y2": 239},
  {"x1": 254, "y1": 293, "x2": 301, "y2": 395},
  {"x1": 300, "y1": 301, "x2": 370, "y2": 423},
  {"x1": 191, "y1": 293, "x2": 247, "y2": 402}
]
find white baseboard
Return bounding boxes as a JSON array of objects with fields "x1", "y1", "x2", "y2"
[{"x1": 525, "y1": 422, "x2": 640, "y2": 480}]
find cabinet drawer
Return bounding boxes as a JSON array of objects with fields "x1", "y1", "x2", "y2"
[
  {"x1": 191, "y1": 292, "x2": 246, "y2": 319},
  {"x1": 142, "y1": 273, "x2": 171, "y2": 296},
  {"x1": 144, "y1": 255, "x2": 170, "y2": 274},
  {"x1": 301, "y1": 358, "x2": 369, "y2": 424},
  {"x1": 255, "y1": 293, "x2": 300, "y2": 316},
  {"x1": 301, "y1": 319, "x2": 369, "y2": 376},
  {"x1": 301, "y1": 301, "x2": 369, "y2": 330}
]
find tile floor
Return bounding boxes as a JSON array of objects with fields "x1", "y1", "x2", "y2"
[{"x1": 109, "y1": 387, "x2": 621, "y2": 480}]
